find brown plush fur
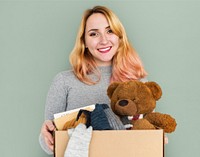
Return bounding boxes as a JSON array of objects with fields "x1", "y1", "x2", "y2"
[
  {"x1": 107, "y1": 80, "x2": 177, "y2": 133},
  {"x1": 63, "y1": 112, "x2": 87, "y2": 130}
]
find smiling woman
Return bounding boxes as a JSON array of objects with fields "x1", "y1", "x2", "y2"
[
  {"x1": 84, "y1": 13, "x2": 119, "y2": 66},
  {"x1": 39, "y1": 5, "x2": 147, "y2": 155},
  {"x1": 70, "y1": 6, "x2": 147, "y2": 85}
]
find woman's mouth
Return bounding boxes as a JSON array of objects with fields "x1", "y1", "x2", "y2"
[{"x1": 97, "y1": 46, "x2": 112, "y2": 53}]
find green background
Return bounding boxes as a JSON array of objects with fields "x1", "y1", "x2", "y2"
[{"x1": 1, "y1": 0, "x2": 200, "y2": 156}]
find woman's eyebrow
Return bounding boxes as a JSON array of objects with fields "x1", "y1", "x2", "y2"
[
  {"x1": 88, "y1": 28, "x2": 98, "y2": 32},
  {"x1": 87, "y1": 26, "x2": 110, "y2": 33}
]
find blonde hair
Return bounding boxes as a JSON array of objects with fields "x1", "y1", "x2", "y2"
[{"x1": 70, "y1": 6, "x2": 147, "y2": 85}]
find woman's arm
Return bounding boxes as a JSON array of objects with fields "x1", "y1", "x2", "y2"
[{"x1": 39, "y1": 72, "x2": 68, "y2": 154}]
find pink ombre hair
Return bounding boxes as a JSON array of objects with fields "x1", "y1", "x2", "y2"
[{"x1": 70, "y1": 6, "x2": 147, "y2": 85}]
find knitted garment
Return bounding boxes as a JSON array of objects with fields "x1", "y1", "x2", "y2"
[
  {"x1": 91, "y1": 104, "x2": 112, "y2": 130},
  {"x1": 63, "y1": 104, "x2": 125, "y2": 131},
  {"x1": 64, "y1": 124, "x2": 92, "y2": 157},
  {"x1": 102, "y1": 104, "x2": 125, "y2": 130}
]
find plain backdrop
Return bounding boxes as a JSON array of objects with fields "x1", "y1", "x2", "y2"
[{"x1": 1, "y1": 0, "x2": 200, "y2": 157}]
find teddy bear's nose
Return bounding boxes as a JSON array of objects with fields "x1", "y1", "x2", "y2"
[{"x1": 119, "y1": 100, "x2": 128, "y2": 106}]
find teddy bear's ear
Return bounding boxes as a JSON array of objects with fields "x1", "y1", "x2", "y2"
[
  {"x1": 107, "y1": 82, "x2": 121, "y2": 98},
  {"x1": 145, "y1": 82, "x2": 162, "y2": 100}
]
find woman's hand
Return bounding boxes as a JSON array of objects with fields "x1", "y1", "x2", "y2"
[{"x1": 41, "y1": 120, "x2": 56, "y2": 151}]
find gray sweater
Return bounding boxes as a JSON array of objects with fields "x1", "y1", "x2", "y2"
[{"x1": 39, "y1": 66, "x2": 112, "y2": 154}]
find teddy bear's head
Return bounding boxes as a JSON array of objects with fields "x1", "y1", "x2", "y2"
[{"x1": 107, "y1": 80, "x2": 162, "y2": 117}]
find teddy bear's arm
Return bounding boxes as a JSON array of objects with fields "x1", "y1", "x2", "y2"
[
  {"x1": 132, "y1": 119, "x2": 156, "y2": 130},
  {"x1": 144, "y1": 112, "x2": 177, "y2": 133}
]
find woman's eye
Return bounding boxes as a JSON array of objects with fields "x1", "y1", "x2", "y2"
[
  {"x1": 89, "y1": 32, "x2": 98, "y2": 37},
  {"x1": 107, "y1": 29, "x2": 113, "y2": 34}
]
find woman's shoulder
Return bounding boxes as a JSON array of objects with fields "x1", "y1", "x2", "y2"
[
  {"x1": 58, "y1": 69, "x2": 75, "y2": 77},
  {"x1": 53, "y1": 69, "x2": 76, "y2": 82},
  {"x1": 48, "y1": 69, "x2": 78, "y2": 89}
]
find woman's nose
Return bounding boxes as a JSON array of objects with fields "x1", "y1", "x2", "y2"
[{"x1": 100, "y1": 34, "x2": 109, "y2": 44}]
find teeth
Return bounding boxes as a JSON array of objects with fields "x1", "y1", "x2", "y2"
[{"x1": 98, "y1": 47, "x2": 110, "y2": 51}]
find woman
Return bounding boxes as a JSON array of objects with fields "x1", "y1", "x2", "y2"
[{"x1": 39, "y1": 5, "x2": 147, "y2": 154}]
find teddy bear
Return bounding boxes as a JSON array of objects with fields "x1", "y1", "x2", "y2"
[{"x1": 107, "y1": 80, "x2": 177, "y2": 133}]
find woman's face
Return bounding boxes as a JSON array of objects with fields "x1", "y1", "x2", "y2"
[{"x1": 84, "y1": 13, "x2": 119, "y2": 66}]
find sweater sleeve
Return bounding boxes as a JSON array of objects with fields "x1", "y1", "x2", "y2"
[
  {"x1": 39, "y1": 133, "x2": 53, "y2": 155},
  {"x1": 39, "y1": 72, "x2": 69, "y2": 154},
  {"x1": 45, "y1": 72, "x2": 68, "y2": 120}
]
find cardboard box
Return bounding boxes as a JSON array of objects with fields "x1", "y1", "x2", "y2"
[{"x1": 54, "y1": 129, "x2": 164, "y2": 157}]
